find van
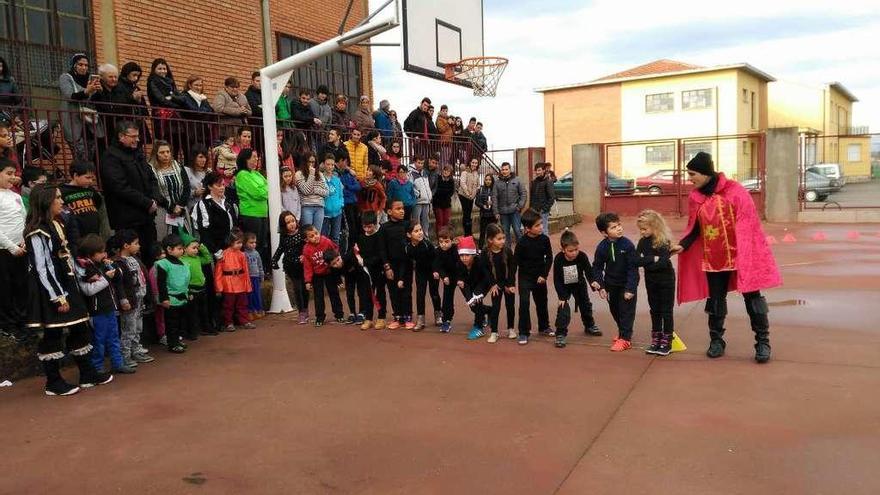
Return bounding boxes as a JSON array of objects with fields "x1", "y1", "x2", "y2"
[{"x1": 806, "y1": 163, "x2": 845, "y2": 190}]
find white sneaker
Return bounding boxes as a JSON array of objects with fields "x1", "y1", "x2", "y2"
[
  {"x1": 507, "y1": 328, "x2": 517, "y2": 339},
  {"x1": 487, "y1": 333, "x2": 500, "y2": 343}
]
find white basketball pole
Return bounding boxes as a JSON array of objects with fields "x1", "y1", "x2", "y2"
[{"x1": 261, "y1": 8, "x2": 399, "y2": 313}]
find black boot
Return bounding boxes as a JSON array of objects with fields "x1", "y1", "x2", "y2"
[
  {"x1": 747, "y1": 295, "x2": 771, "y2": 364},
  {"x1": 706, "y1": 298, "x2": 727, "y2": 358},
  {"x1": 42, "y1": 359, "x2": 79, "y2": 396},
  {"x1": 72, "y1": 353, "x2": 114, "y2": 388}
]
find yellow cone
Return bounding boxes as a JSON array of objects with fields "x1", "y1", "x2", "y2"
[{"x1": 670, "y1": 332, "x2": 687, "y2": 352}]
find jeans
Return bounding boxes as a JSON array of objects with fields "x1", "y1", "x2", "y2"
[
  {"x1": 91, "y1": 312, "x2": 124, "y2": 370},
  {"x1": 322, "y1": 214, "x2": 343, "y2": 245},
  {"x1": 606, "y1": 285, "x2": 637, "y2": 340},
  {"x1": 540, "y1": 211, "x2": 550, "y2": 236},
  {"x1": 412, "y1": 204, "x2": 431, "y2": 235},
  {"x1": 313, "y1": 274, "x2": 344, "y2": 322},
  {"x1": 247, "y1": 276, "x2": 263, "y2": 312},
  {"x1": 458, "y1": 195, "x2": 474, "y2": 236},
  {"x1": 301, "y1": 205, "x2": 325, "y2": 233},
  {"x1": 500, "y1": 212, "x2": 522, "y2": 243}
]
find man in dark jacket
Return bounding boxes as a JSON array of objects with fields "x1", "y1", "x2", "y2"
[
  {"x1": 529, "y1": 162, "x2": 556, "y2": 234},
  {"x1": 471, "y1": 121, "x2": 488, "y2": 153},
  {"x1": 245, "y1": 71, "x2": 263, "y2": 117},
  {"x1": 404, "y1": 97, "x2": 432, "y2": 158},
  {"x1": 292, "y1": 89, "x2": 318, "y2": 131},
  {"x1": 100, "y1": 120, "x2": 160, "y2": 264},
  {"x1": 495, "y1": 162, "x2": 527, "y2": 243},
  {"x1": 319, "y1": 128, "x2": 350, "y2": 164}
]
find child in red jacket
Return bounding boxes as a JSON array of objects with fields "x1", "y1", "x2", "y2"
[
  {"x1": 214, "y1": 228, "x2": 255, "y2": 331},
  {"x1": 302, "y1": 224, "x2": 344, "y2": 326}
]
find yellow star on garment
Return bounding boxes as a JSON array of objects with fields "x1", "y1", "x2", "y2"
[{"x1": 703, "y1": 225, "x2": 720, "y2": 241}]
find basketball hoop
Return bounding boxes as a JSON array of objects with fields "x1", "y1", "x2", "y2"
[{"x1": 445, "y1": 56, "x2": 509, "y2": 97}]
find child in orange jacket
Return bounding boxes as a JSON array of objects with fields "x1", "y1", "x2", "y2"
[{"x1": 214, "y1": 228, "x2": 255, "y2": 331}]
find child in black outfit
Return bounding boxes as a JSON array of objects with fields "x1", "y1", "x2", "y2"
[
  {"x1": 482, "y1": 223, "x2": 517, "y2": 343},
  {"x1": 552, "y1": 229, "x2": 602, "y2": 348},
  {"x1": 271, "y1": 211, "x2": 309, "y2": 324},
  {"x1": 383, "y1": 199, "x2": 410, "y2": 330},
  {"x1": 357, "y1": 210, "x2": 390, "y2": 330},
  {"x1": 456, "y1": 236, "x2": 492, "y2": 340},
  {"x1": 591, "y1": 212, "x2": 640, "y2": 352},
  {"x1": 514, "y1": 209, "x2": 553, "y2": 346},
  {"x1": 432, "y1": 226, "x2": 458, "y2": 333},
  {"x1": 327, "y1": 248, "x2": 375, "y2": 330},
  {"x1": 402, "y1": 222, "x2": 441, "y2": 331},
  {"x1": 635, "y1": 209, "x2": 676, "y2": 356}
]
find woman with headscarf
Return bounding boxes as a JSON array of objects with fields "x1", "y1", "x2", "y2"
[
  {"x1": 0, "y1": 56, "x2": 22, "y2": 109},
  {"x1": 59, "y1": 53, "x2": 105, "y2": 162},
  {"x1": 111, "y1": 62, "x2": 152, "y2": 146},
  {"x1": 146, "y1": 58, "x2": 185, "y2": 150}
]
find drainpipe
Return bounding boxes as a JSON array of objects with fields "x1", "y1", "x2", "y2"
[{"x1": 261, "y1": 0, "x2": 273, "y2": 65}]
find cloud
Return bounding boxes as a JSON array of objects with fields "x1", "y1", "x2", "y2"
[{"x1": 368, "y1": 0, "x2": 880, "y2": 151}]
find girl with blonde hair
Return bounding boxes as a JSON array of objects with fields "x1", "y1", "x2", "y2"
[{"x1": 635, "y1": 209, "x2": 676, "y2": 356}]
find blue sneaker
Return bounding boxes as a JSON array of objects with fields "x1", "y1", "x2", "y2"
[
  {"x1": 518, "y1": 334, "x2": 529, "y2": 345},
  {"x1": 440, "y1": 321, "x2": 451, "y2": 333},
  {"x1": 467, "y1": 326, "x2": 484, "y2": 340}
]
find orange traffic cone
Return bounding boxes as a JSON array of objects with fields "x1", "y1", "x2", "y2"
[
  {"x1": 782, "y1": 233, "x2": 797, "y2": 243},
  {"x1": 811, "y1": 231, "x2": 827, "y2": 241},
  {"x1": 847, "y1": 231, "x2": 860, "y2": 240},
  {"x1": 766, "y1": 235, "x2": 778, "y2": 245}
]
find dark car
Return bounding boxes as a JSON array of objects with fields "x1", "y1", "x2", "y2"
[
  {"x1": 553, "y1": 171, "x2": 635, "y2": 199},
  {"x1": 740, "y1": 171, "x2": 835, "y2": 202},
  {"x1": 635, "y1": 169, "x2": 692, "y2": 194}
]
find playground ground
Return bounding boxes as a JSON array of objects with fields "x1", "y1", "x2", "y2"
[{"x1": 1, "y1": 217, "x2": 879, "y2": 495}]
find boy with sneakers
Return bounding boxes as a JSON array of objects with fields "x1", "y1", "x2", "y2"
[
  {"x1": 327, "y1": 247, "x2": 374, "y2": 329},
  {"x1": 514, "y1": 209, "x2": 553, "y2": 345},
  {"x1": 456, "y1": 236, "x2": 492, "y2": 340},
  {"x1": 552, "y1": 229, "x2": 601, "y2": 348},
  {"x1": 357, "y1": 210, "x2": 389, "y2": 330},
  {"x1": 382, "y1": 199, "x2": 410, "y2": 329},
  {"x1": 432, "y1": 226, "x2": 458, "y2": 333},
  {"x1": 112, "y1": 230, "x2": 155, "y2": 367},
  {"x1": 302, "y1": 224, "x2": 344, "y2": 326},
  {"x1": 155, "y1": 234, "x2": 192, "y2": 353},
  {"x1": 180, "y1": 232, "x2": 216, "y2": 338},
  {"x1": 591, "y1": 212, "x2": 639, "y2": 352}
]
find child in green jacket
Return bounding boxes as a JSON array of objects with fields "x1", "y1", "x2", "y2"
[{"x1": 180, "y1": 231, "x2": 215, "y2": 338}]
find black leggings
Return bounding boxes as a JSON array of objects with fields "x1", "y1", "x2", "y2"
[
  {"x1": 312, "y1": 274, "x2": 343, "y2": 322},
  {"x1": 556, "y1": 286, "x2": 596, "y2": 336},
  {"x1": 440, "y1": 280, "x2": 456, "y2": 322},
  {"x1": 518, "y1": 284, "x2": 549, "y2": 336},
  {"x1": 646, "y1": 281, "x2": 674, "y2": 335},
  {"x1": 489, "y1": 290, "x2": 516, "y2": 333},
  {"x1": 367, "y1": 264, "x2": 389, "y2": 319},
  {"x1": 705, "y1": 271, "x2": 769, "y2": 342},
  {"x1": 344, "y1": 269, "x2": 374, "y2": 319},
  {"x1": 415, "y1": 271, "x2": 441, "y2": 316},
  {"x1": 459, "y1": 195, "x2": 474, "y2": 236},
  {"x1": 606, "y1": 285, "x2": 636, "y2": 340}
]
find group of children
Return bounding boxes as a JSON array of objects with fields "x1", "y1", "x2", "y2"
[{"x1": 268, "y1": 191, "x2": 679, "y2": 355}]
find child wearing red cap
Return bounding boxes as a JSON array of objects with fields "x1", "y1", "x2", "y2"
[{"x1": 456, "y1": 236, "x2": 492, "y2": 340}]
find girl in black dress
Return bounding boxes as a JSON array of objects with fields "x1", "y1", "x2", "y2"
[
  {"x1": 25, "y1": 185, "x2": 113, "y2": 395},
  {"x1": 635, "y1": 209, "x2": 676, "y2": 356}
]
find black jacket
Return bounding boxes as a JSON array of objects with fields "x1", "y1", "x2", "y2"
[
  {"x1": 475, "y1": 185, "x2": 498, "y2": 218},
  {"x1": 456, "y1": 256, "x2": 491, "y2": 299},
  {"x1": 245, "y1": 86, "x2": 262, "y2": 116},
  {"x1": 357, "y1": 227, "x2": 387, "y2": 268},
  {"x1": 552, "y1": 252, "x2": 595, "y2": 300},
  {"x1": 433, "y1": 243, "x2": 458, "y2": 281},
  {"x1": 529, "y1": 176, "x2": 555, "y2": 213},
  {"x1": 404, "y1": 107, "x2": 431, "y2": 138},
  {"x1": 592, "y1": 236, "x2": 639, "y2": 292},
  {"x1": 320, "y1": 141, "x2": 350, "y2": 164},
  {"x1": 514, "y1": 233, "x2": 553, "y2": 287},
  {"x1": 382, "y1": 218, "x2": 409, "y2": 263},
  {"x1": 117, "y1": 255, "x2": 152, "y2": 305},
  {"x1": 100, "y1": 142, "x2": 159, "y2": 229},
  {"x1": 401, "y1": 239, "x2": 436, "y2": 283},
  {"x1": 59, "y1": 184, "x2": 103, "y2": 237},
  {"x1": 483, "y1": 247, "x2": 516, "y2": 288},
  {"x1": 432, "y1": 176, "x2": 455, "y2": 209},
  {"x1": 271, "y1": 230, "x2": 306, "y2": 277},
  {"x1": 291, "y1": 100, "x2": 314, "y2": 130},
  {"x1": 147, "y1": 75, "x2": 184, "y2": 109},
  {"x1": 635, "y1": 237, "x2": 675, "y2": 286},
  {"x1": 76, "y1": 257, "x2": 124, "y2": 315},
  {"x1": 191, "y1": 195, "x2": 239, "y2": 255}
]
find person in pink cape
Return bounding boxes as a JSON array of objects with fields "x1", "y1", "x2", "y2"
[{"x1": 672, "y1": 152, "x2": 781, "y2": 363}]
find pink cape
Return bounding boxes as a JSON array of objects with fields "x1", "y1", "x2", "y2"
[{"x1": 677, "y1": 173, "x2": 782, "y2": 304}]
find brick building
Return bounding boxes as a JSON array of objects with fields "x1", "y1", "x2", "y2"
[{"x1": 1, "y1": 0, "x2": 373, "y2": 111}]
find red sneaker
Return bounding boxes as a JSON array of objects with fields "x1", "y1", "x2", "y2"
[{"x1": 610, "y1": 338, "x2": 632, "y2": 352}]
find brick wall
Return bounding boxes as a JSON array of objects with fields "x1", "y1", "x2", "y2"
[{"x1": 93, "y1": 0, "x2": 372, "y2": 100}]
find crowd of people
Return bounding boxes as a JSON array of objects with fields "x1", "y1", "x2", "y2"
[{"x1": 0, "y1": 52, "x2": 783, "y2": 398}]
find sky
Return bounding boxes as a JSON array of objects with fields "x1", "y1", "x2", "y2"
[{"x1": 367, "y1": 0, "x2": 880, "y2": 151}]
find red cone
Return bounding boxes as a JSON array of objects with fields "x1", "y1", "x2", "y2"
[
  {"x1": 847, "y1": 231, "x2": 860, "y2": 240},
  {"x1": 766, "y1": 235, "x2": 778, "y2": 245},
  {"x1": 811, "y1": 232, "x2": 826, "y2": 241},
  {"x1": 782, "y1": 233, "x2": 797, "y2": 243}
]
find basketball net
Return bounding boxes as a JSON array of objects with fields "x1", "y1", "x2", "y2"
[{"x1": 445, "y1": 57, "x2": 508, "y2": 97}]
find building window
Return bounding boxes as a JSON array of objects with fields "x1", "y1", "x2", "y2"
[
  {"x1": 0, "y1": 0, "x2": 93, "y2": 89},
  {"x1": 682, "y1": 88, "x2": 713, "y2": 110},
  {"x1": 750, "y1": 91, "x2": 757, "y2": 129},
  {"x1": 683, "y1": 142, "x2": 712, "y2": 162},
  {"x1": 847, "y1": 143, "x2": 861, "y2": 162},
  {"x1": 645, "y1": 93, "x2": 673, "y2": 113},
  {"x1": 646, "y1": 144, "x2": 675, "y2": 164},
  {"x1": 277, "y1": 34, "x2": 363, "y2": 115},
  {"x1": 742, "y1": 88, "x2": 749, "y2": 103}
]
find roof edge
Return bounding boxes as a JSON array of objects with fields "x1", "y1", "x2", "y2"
[{"x1": 827, "y1": 82, "x2": 858, "y2": 102}]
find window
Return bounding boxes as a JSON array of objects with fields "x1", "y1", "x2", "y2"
[
  {"x1": 683, "y1": 142, "x2": 712, "y2": 162},
  {"x1": 742, "y1": 88, "x2": 749, "y2": 103},
  {"x1": 750, "y1": 91, "x2": 756, "y2": 129},
  {"x1": 278, "y1": 34, "x2": 363, "y2": 115},
  {"x1": 645, "y1": 93, "x2": 673, "y2": 113},
  {"x1": 646, "y1": 144, "x2": 674, "y2": 164},
  {"x1": 847, "y1": 144, "x2": 861, "y2": 162},
  {"x1": 682, "y1": 88, "x2": 713, "y2": 110}
]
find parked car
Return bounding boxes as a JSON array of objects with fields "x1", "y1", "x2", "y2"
[
  {"x1": 741, "y1": 171, "x2": 835, "y2": 202},
  {"x1": 635, "y1": 169, "x2": 691, "y2": 194},
  {"x1": 806, "y1": 164, "x2": 844, "y2": 191},
  {"x1": 552, "y1": 171, "x2": 636, "y2": 199}
]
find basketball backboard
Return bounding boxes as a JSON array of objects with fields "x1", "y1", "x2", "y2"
[{"x1": 401, "y1": 0, "x2": 484, "y2": 88}]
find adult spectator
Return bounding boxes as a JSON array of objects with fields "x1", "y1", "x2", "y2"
[
  {"x1": 672, "y1": 152, "x2": 781, "y2": 363},
  {"x1": 184, "y1": 144, "x2": 210, "y2": 211},
  {"x1": 211, "y1": 76, "x2": 252, "y2": 139},
  {"x1": 330, "y1": 95, "x2": 352, "y2": 134},
  {"x1": 191, "y1": 171, "x2": 239, "y2": 256},
  {"x1": 232, "y1": 126, "x2": 253, "y2": 155},
  {"x1": 404, "y1": 97, "x2": 432, "y2": 158},
  {"x1": 179, "y1": 75, "x2": 214, "y2": 158},
  {"x1": 436, "y1": 105, "x2": 453, "y2": 165},
  {"x1": 234, "y1": 148, "x2": 270, "y2": 268},
  {"x1": 91, "y1": 63, "x2": 119, "y2": 159},
  {"x1": 276, "y1": 81, "x2": 293, "y2": 128},
  {"x1": 146, "y1": 58, "x2": 186, "y2": 146},
  {"x1": 373, "y1": 99, "x2": 394, "y2": 143},
  {"x1": 291, "y1": 89, "x2": 318, "y2": 131},
  {"x1": 471, "y1": 121, "x2": 488, "y2": 155},
  {"x1": 352, "y1": 95, "x2": 375, "y2": 131},
  {"x1": 319, "y1": 128, "x2": 350, "y2": 164},
  {"x1": 495, "y1": 162, "x2": 526, "y2": 242},
  {"x1": 0, "y1": 56, "x2": 22, "y2": 108},
  {"x1": 309, "y1": 85, "x2": 332, "y2": 129},
  {"x1": 426, "y1": 155, "x2": 440, "y2": 196},
  {"x1": 111, "y1": 62, "x2": 151, "y2": 146},
  {"x1": 409, "y1": 156, "x2": 433, "y2": 234},
  {"x1": 245, "y1": 71, "x2": 263, "y2": 117},
  {"x1": 529, "y1": 162, "x2": 555, "y2": 234},
  {"x1": 344, "y1": 128, "x2": 369, "y2": 181},
  {"x1": 389, "y1": 109, "x2": 403, "y2": 143},
  {"x1": 100, "y1": 120, "x2": 160, "y2": 264},
  {"x1": 365, "y1": 130, "x2": 386, "y2": 168},
  {"x1": 147, "y1": 139, "x2": 191, "y2": 237},
  {"x1": 59, "y1": 53, "x2": 104, "y2": 162},
  {"x1": 452, "y1": 116, "x2": 467, "y2": 164},
  {"x1": 457, "y1": 157, "x2": 480, "y2": 236}
]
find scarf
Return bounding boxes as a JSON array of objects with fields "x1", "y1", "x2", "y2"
[
  {"x1": 68, "y1": 53, "x2": 90, "y2": 88},
  {"x1": 187, "y1": 90, "x2": 207, "y2": 104},
  {"x1": 369, "y1": 141, "x2": 387, "y2": 156}
]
